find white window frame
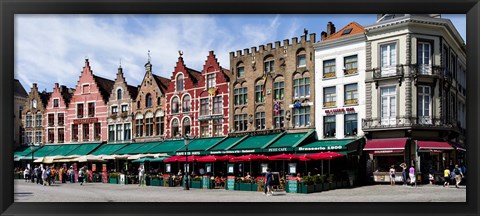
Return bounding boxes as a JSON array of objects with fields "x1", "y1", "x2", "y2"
[
  {"x1": 380, "y1": 86, "x2": 397, "y2": 126},
  {"x1": 380, "y1": 43, "x2": 397, "y2": 76}
]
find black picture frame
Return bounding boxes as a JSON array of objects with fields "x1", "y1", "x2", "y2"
[{"x1": 1, "y1": 0, "x2": 478, "y2": 215}]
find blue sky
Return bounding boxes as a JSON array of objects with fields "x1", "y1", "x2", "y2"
[{"x1": 14, "y1": 14, "x2": 466, "y2": 92}]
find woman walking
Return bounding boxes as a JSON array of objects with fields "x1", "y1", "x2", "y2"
[
  {"x1": 264, "y1": 168, "x2": 273, "y2": 196},
  {"x1": 389, "y1": 165, "x2": 396, "y2": 186},
  {"x1": 400, "y1": 163, "x2": 407, "y2": 186}
]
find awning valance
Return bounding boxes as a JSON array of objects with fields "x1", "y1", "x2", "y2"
[
  {"x1": 296, "y1": 139, "x2": 355, "y2": 152},
  {"x1": 90, "y1": 144, "x2": 128, "y2": 155},
  {"x1": 417, "y1": 141, "x2": 454, "y2": 150},
  {"x1": 363, "y1": 138, "x2": 407, "y2": 152}
]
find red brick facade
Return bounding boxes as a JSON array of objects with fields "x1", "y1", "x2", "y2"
[{"x1": 44, "y1": 83, "x2": 73, "y2": 144}]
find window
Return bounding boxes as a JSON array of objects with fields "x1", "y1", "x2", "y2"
[
  {"x1": 344, "y1": 84, "x2": 358, "y2": 105},
  {"x1": 256, "y1": 112, "x2": 266, "y2": 130},
  {"x1": 156, "y1": 116, "x2": 164, "y2": 136},
  {"x1": 53, "y1": 99, "x2": 59, "y2": 108},
  {"x1": 25, "y1": 132, "x2": 33, "y2": 144},
  {"x1": 35, "y1": 131, "x2": 42, "y2": 144},
  {"x1": 157, "y1": 97, "x2": 161, "y2": 106},
  {"x1": 324, "y1": 116, "x2": 336, "y2": 138},
  {"x1": 26, "y1": 115, "x2": 32, "y2": 128},
  {"x1": 200, "y1": 98, "x2": 209, "y2": 116},
  {"x1": 264, "y1": 59, "x2": 275, "y2": 73},
  {"x1": 294, "y1": 107, "x2": 310, "y2": 128},
  {"x1": 171, "y1": 119, "x2": 179, "y2": 137},
  {"x1": 124, "y1": 123, "x2": 131, "y2": 141},
  {"x1": 48, "y1": 114, "x2": 54, "y2": 126},
  {"x1": 324, "y1": 87, "x2": 336, "y2": 107},
  {"x1": 213, "y1": 119, "x2": 222, "y2": 137},
  {"x1": 200, "y1": 120, "x2": 209, "y2": 138},
  {"x1": 72, "y1": 124, "x2": 78, "y2": 142},
  {"x1": 137, "y1": 101, "x2": 140, "y2": 109},
  {"x1": 344, "y1": 114, "x2": 358, "y2": 136},
  {"x1": 182, "y1": 95, "x2": 191, "y2": 112},
  {"x1": 58, "y1": 128, "x2": 64, "y2": 143},
  {"x1": 234, "y1": 87, "x2": 248, "y2": 106},
  {"x1": 323, "y1": 59, "x2": 336, "y2": 78},
  {"x1": 116, "y1": 124, "x2": 123, "y2": 141},
  {"x1": 344, "y1": 55, "x2": 358, "y2": 75},
  {"x1": 176, "y1": 74, "x2": 184, "y2": 91},
  {"x1": 294, "y1": 77, "x2": 310, "y2": 98},
  {"x1": 274, "y1": 110, "x2": 285, "y2": 129},
  {"x1": 48, "y1": 129, "x2": 54, "y2": 143},
  {"x1": 111, "y1": 106, "x2": 118, "y2": 114},
  {"x1": 32, "y1": 99, "x2": 37, "y2": 109},
  {"x1": 297, "y1": 54, "x2": 306, "y2": 67},
  {"x1": 135, "y1": 119, "x2": 143, "y2": 137},
  {"x1": 273, "y1": 81, "x2": 284, "y2": 100},
  {"x1": 108, "y1": 125, "x2": 115, "y2": 141},
  {"x1": 381, "y1": 86, "x2": 397, "y2": 125},
  {"x1": 207, "y1": 73, "x2": 216, "y2": 89},
  {"x1": 35, "y1": 114, "x2": 42, "y2": 127},
  {"x1": 77, "y1": 104, "x2": 84, "y2": 118},
  {"x1": 19, "y1": 106, "x2": 22, "y2": 119},
  {"x1": 234, "y1": 114, "x2": 248, "y2": 132},
  {"x1": 146, "y1": 117, "x2": 153, "y2": 136},
  {"x1": 417, "y1": 86, "x2": 431, "y2": 124},
  {"x1": 255, "y1": 84, "x2": 265, "y2": 103},
  {"x1": 93, "y1": 123, "x2": 100, "y2": 140},
  {"x1": 58, "y1": 113, "x2": 64, "y2": 126},
  {"x1": 172, "y1": 97, "x2": 179, "y2": 114},
  {"x1": 117, "y1": 89, "x2": 122, "y2": 100},
  {"x1": 213, "y1": 96, "x2": 222, "y2": 114},
  {"x1": 88, "y1": 102, "x2": 95, "y2": 117},
  {"x1": 237, "y1": 65, "x2": 245, "y2": 78},
  {"x1": 121, "y1": 105, "x2": 128, "y2": 113},
  {"x1": 183, "y1": 118, "x2": 191, "y2": 136},
  {"x1": 83, "y1": 124, "x2": 90, "y2": 141},
  {"x1": 417, "y1": 42, "x2": 431, "y2": 74},
  {"x1": 83, "y1": 85, "x2": 90, "y2": 93},
  {"x1": 342, "y1": 28, "x2": 353, "y2": 35},
  {"x1": 146, "y1": 93, "x2": 152, "y2": 108},
  {"x1": 380, "y1": 43, "x2": 397, "y2": 75}
]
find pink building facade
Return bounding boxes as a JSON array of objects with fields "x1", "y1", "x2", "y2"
[{"x1": 44, "y1": 83, "x2": 74, "y2": 144}]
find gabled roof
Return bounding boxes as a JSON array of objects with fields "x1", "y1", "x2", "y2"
[
  {"x1": 60, "y1": 85, "x2": 75, "y2": 106},
  {"x1": 185, "y1": 67, "x2": 202, "y2": 85},
  {"x1": 127, "y1": 84, "x2": 139, "y2": 100},
  {"x1": 39, "y1": 91, "x2": 52, "y2": 108},
  {"x1": 93, "y1": 75, "x2": 115, "y2": 103},
  {"x1": 14, "y1": 79, "x2": 28, "y2": 98},
  {"x1": 153, "y1": 74, "x2": 170, "y2": 94},
  {"x1": 324, "y1": 22, "x2": 365, "y2": 41}
]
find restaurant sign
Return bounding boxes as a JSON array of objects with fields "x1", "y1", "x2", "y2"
[
  {"x1": 198, "y1": 114, "x2": 223, "y2": 121},
  {"x1": 175, "y1": 151, "x2": 202, "y2": 156},
  {"x1": 209, "y1": 149, "x2": 259, "y2": 155},
  {"x1": 263, "y1": 147, "x2": 293, "y2": 153},
  {"x1": 73, "y1": 118, "x2": 98, "y2": 124},
  {"x1": 297, "y1": 145, "x2": 345, "y2": 151},
  {"x1": 325, "y1": 107, "x2": 355, "y2": 115}
]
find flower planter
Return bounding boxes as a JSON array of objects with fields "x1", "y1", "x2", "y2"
[
  {"x1": 251, "y1": 183, "x2": 258, "y2": 191},
  {"x1": 239, "y1": 183, "x2": 252, "y2": 191},
  {"x1": 314, "y1": 184, "x2": 323, "y2": 192},
  {"x1": 150, "y1": 179, "x2": 161, "y2": 186},
  {"x1": 191, "y1": 181, "x2": 201, "y2": 188},
  {"x1": 301, "y1": 184, "x2": 315, "y2": 194},
  {"x1": 330, "y1": 182, "x2": 336, "y2": 190},
  {"x1": 108, "y1": 177, "x2": 118, "y2": 184},
  {"x1": 322, "y1": 183, "x2": 330, "y2": 191}
]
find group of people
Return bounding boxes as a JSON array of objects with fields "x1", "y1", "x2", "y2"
[
  {"x1": 443, "y1": 164, "x2": 465, "y2": 188},
  {"x1": 20, "y1": 165, "x2": 90, "y2": 186},
  {"x1": 390, "y1": 163, "x2": 465, "y2": 188}
]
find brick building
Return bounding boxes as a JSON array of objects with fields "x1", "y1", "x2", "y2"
[
  {"x1": 229, "y1": 33, "x2": 316, "y2": 135},
  {"x1": 165, "y1": 51, "x2": 230, "y2": 138},
  {"x1": 22, "y1": 83, "x2": 51, "y2": 146},
  {"x1": 66, "y1": 59, "x2": 114, "y2": 143},
  {"x1": 132, "y1": 58, "x2": 170, "y2": 142},
  {"x1": 106, "y1": 66, "x2": 139, "y2": 143},
  {"x1": 44, "y1": 83, "x2": 74, "y2": 144}
]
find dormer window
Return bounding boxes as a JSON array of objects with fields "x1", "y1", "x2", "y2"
[
  {"x1": 207, "y1": 74, "x2": 215, "y2": 89},
  {"x1": 146, "y1": 93, "x2": 152, "y2": 108}
]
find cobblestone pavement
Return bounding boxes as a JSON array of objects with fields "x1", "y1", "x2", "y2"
[{"x1": 14, "y1": 180, "x2": 466, "y2": 202}]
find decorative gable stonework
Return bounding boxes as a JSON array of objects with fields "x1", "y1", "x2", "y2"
[{"x1": 22, "y1": 83, "x2": 51, "y2": 145}]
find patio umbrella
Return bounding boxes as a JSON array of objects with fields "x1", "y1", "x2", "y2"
[
  {"x1": 163, "y1": 155, "x2": 181, "y2": 163},
  {"x1": 76, "y1": 155, "x2": 106, "y2": 163},
  {"x1": 196, "y1": 155, "x2": 220, "y2": 163}
]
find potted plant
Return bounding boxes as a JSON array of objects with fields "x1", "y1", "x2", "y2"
[
  {"x1": 256, "y1": 177, "x2": 265, "y2": 192},
  {"x1": 238, "y1": 178, "x2": 253, "y2": 191},
  {"x1": 108, "y1": 172, "x2": 119, "y2": 184},
  {"x1": 301, "y1": 176, "x2": 315, "y2": 194},
  {"x1": 150, "y1": 175, "x2": 161, "y2": 186},
  {"x1": 313, "y1": 174, "x2": 324, "y2": 192}
]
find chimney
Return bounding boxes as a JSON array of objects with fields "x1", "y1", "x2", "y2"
[
  {"x1": 321, "y1": 31, "x2": 327, "y2": 41},
  {"x1": 327, "y1": 22, "x2": 336, "y2": 36}
]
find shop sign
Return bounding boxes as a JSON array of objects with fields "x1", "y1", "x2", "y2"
[
  {"x1": 325, "y1": 107, "x2": 355, "y2": 115},
  {"x1": 176, "y1": 151, "x2": 201, "y2": 156},
  {"x1": 265, "y1": 147, "x2": 290, "y2": 152},
  {"x1": 209, "y1": 149, "x2": 259, "y2": 154},
  {"x1": 73, "y1": 118, "x2": 98, "y2": 124},
  {"x1": 297, "y1": 145, "x2": 344, "y2": 151},
  {"x1": 287, "y1": 179, "x2": 298, "y2": 193},
  {"x1": 226, "y1": 176, "x2": 235, "y2": 190},
  {"x1": 230, "y1": 129, "x2": 283, "y2": 137},
  {"x1": 372, "y1": 150, "x2": 402, "y2": 154}
]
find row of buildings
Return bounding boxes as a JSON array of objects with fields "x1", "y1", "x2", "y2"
[{"x1": 14, "y1": 14, "x2": 467, "y2": 181}]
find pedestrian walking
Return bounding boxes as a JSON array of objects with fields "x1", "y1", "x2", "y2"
[
  {"x1": 42, "y1": 167, "x2": 48, "y2": 186},
  {"x1": 46, "y1": 166, "x2": 52, "y2": 186},
  {"x1": 24, "y1": 168, "x2": 30, "y2": 182},
  {"x1": 443, "y1": 167, "x2": 450, "y2": 187},
  {"x1": 389, "y1": 165, "x2": 396, "y2": 186},
  {"x1": 400, "y1": 162, "x2": 407, "y2": 186},
  {"x1": 409, "y1": 165, "x2": 416, "y2": 187},
  {"x1": 36, "y1": 166, "x2": 43, "y2": 185},
  {"x1": 78, "y1": 167, "x2": 85, "y2": 186},
  {"x1": 69, "y1": 166, "x2": 75, "y2": 183},
  {"x1": 138, "y1": 166, "x2": 145, "y2": 186},
  {"x1": 453, "y1": 164, "x2": 464, "y2": 188},
  {"x1": 264, "y1": 168, "x2": 273, "y2": 196}
]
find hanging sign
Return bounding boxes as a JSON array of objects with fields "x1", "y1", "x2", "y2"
[{"x1": 325, "y1": 107, "x2": 355, "y2": 115}]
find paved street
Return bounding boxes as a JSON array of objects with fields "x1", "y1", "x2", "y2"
[{"x1": 14, "y1": 179, "x2": 465, "y2": 202}]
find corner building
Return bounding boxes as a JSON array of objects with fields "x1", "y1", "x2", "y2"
[{"x1": 229, "y1": 34, "x2": 316, "y2": 134}]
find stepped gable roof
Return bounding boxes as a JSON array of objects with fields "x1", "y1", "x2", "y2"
[
  {"x1": 93, "y1": 75, "x2": 115, "y2": 102},
  {"x1": 324, "y1": 22, "x2": 365, "y2": 41},
  {"x1": 60, "y1": 86, "x2": 75, "y2": 106},
  {"x1": 14, "y1": 79, "x2": 28, "y2": 98},
  {"x1": 153, "y1": 74, "x2": 171, "y2": 94},
  {"x1": 186, "y1": 67, "x2": 202, "y2": 85},
  {"x1": 39, "y1": 91, "x2": 52, "y2": 108},
  {"x1": 127, "y1": 84, "x2": 139, "y2": 100}
]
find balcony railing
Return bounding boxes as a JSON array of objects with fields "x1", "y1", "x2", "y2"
[
  {"x1": 372, "y1": 65, "x2": 404, "y2": 79},
  {"x1": 362, "y1": 116, "x2": 458, "y2": 130}
]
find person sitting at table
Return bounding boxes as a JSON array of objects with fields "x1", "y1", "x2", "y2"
[
  {"x1": 245, "y1": 172, "x2": 252, "y2": 180},
  {"x1": 296, "y1": 173, "x2": 303, "y2": 182}
]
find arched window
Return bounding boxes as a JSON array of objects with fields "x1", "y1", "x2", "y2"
[
  {"x1": 146, "y1": 93, "x2": 152, "y2": 108},
  {"x1": 182, "y1": 118, "x2": 191, "y2": 136},
  {"x1": 296, "y1": 49, "x2": 307, "y2": 68},
  {"x1": 172, "y1": 96, "x2": 180, "y2": 113},
  {"x1": 171, "y1": 119, "x2": 179, "y2": 137},
  {"x1": 182, "y1": 95, "x2": 191, "y2": 112},
  {"x1": 117, "y1": 89, "x2": 122, "y2": 100},
  {"x1": 236, "y1": 62, "x2": 245, "y2": 78},
  {"x1": 176, "y1": 74, "x2": 184, "y2": 91}
]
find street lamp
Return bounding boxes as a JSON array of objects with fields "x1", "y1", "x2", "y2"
[
  {"x1": 30, "y1": 143, "x2": 35, "y2": 183},
  {"x1": 184, "y1": 134, "x2": 191, "y2": 190}
]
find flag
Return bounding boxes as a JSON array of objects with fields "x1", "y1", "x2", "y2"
[{"x1": 274, "y1": 101, "x2": 280, "y2": 115}]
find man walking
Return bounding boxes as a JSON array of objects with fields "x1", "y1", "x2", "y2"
[
  {"x1": 138, "y1": 166, "x2": 145, "y2": 186},
  {"x1": 453, "y1": 164, "x2": 464, "y2": 188},
  {"x1": 264, "y1": 168, "x2": 273, "y2": 196}
]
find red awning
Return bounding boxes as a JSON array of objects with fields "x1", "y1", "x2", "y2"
[
  {"x1": 363, "y1": 138, "x2": 407, "y2": 152},
  {"x1": 449, "y1": 142, "x2": 466, "y2": 151},
  {"x1": 417, "y1": 141, "x2": 454, "y2": 150}
]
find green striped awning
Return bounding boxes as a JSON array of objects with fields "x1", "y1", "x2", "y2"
[
  {"x1": 145, "y1": 140, "x2": 185, "y2": 154},
  {"x1": 176, "y1": 137, "x2": 224, "y2": 152},
  {"x1": 90, "y1": 144, "x2": 127, "y2": 155},
  {"x1": 230, "y1": 134, "x2": 279, "y2": 150},
  {"x1": 65, "y1": 143, "x2": 101, "y2": 156},
  {"x1": 295, "y1": 139, "x2": 355, "y2": 152},
  {"x1": 129, "y1": 142, "x2": 161, "y2": 154},
  {"x1": 268, "y1": 133, "x2": 307, "y2": 148},
  {"x1": 24, "y1": 145, "x2": 61, "y2": 158},
  {"x1": 114, "y1": 143, "x2": 144, "y2": 155},
  {"x1": 47, "y1": 144, "x2": 81, "y2": 156},
  {"x1": 14, "y1": 146, "x2": 40, "y2": 157},
  {"x1": 209, "y1": 136, "x2": 244, "y2": 151}
]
